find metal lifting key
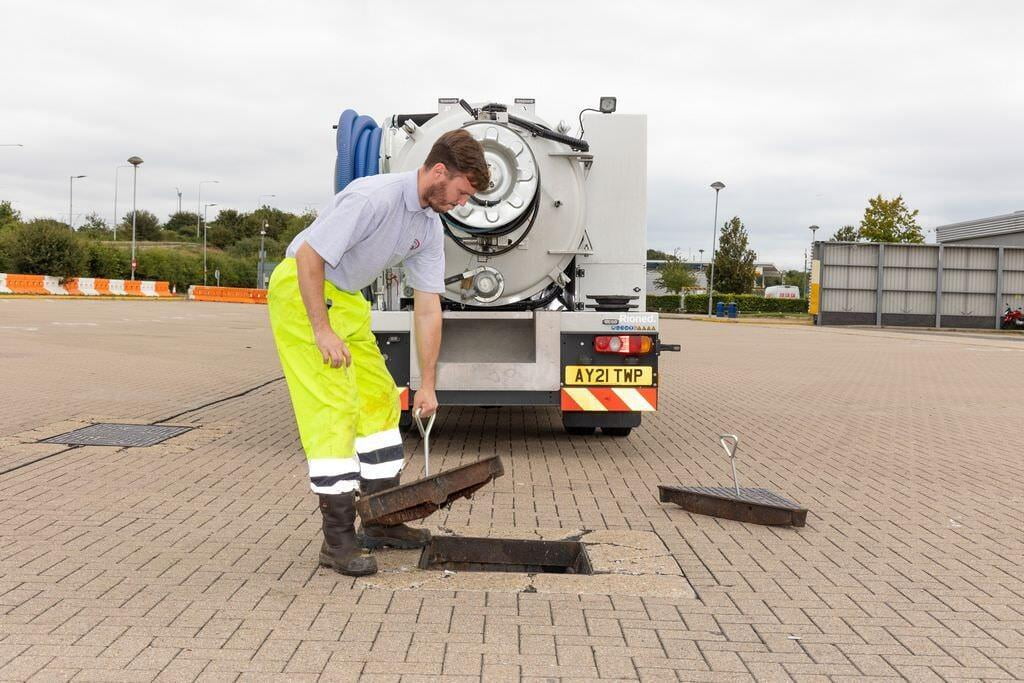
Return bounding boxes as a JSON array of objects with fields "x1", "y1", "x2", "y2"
[
  {"x1": 413, "y1": 408, "x2": 436, "y2": 476},
  {"x1": 719, "y1": 434, "x2": 741, "y2": 495}
]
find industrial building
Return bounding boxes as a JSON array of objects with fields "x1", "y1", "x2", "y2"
[{"x1": 935, "y1": 210, "x2": 1024, "y2": 247}]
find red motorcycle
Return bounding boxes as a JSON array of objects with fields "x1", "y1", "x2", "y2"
[{"x1": 1001, "y1": 305, "x2": 1024, "y2": 330}]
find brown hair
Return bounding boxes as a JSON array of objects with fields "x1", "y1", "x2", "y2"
[{"x1": 423, "y1": 129, "x2": 490, "y2": 192}]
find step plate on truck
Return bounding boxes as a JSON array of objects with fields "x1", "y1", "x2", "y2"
[
  {"x1": 356, "y1": 457, "x2": 504, "y2": 526},
  {"x1": 658, "y1": 485, "x2": 807, "y2": 527}
]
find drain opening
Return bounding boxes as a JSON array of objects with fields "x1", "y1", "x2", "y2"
[{"x1": 418, "y1": 536, "x2": 593, "y2": 575}]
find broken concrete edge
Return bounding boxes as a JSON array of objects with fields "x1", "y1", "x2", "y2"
[{"x1": 346, "y1": 526, "x2": 697, "y2": 599}]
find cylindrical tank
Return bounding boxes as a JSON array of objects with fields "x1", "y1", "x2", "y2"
[
  {"x1": 764, "y1": 285, "x2": 801, "y2": 299},
  {"x1": 382, "y1": 105, "x2": 587, "y2": 308}
]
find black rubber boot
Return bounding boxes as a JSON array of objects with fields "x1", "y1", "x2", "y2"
[
  {"x1": 318, "y1": 493, "x2": 378, "y2": 576},
  {"x1": 358, "y1": 476, "x2": 432, "y2": 549}
]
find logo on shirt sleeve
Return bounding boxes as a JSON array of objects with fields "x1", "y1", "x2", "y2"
[{"x1": 410, "y1": 239, "x2": 421, "y2": 250}]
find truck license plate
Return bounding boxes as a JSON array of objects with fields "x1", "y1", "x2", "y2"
[{"x1": 564, "y1": 366, "x2": 653, "y2": 386}]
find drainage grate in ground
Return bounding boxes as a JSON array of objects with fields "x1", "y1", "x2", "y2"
[
  {"x1": 41, "y1": 423, "x2": 192, "y2": 447},
  {"x1": 418, "y1": 536, "x2": 593, "y2": 574}
]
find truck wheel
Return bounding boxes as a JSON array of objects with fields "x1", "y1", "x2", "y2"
[
  {"x1": 602, "y1": 427, "x2": 632, "y2": 437},
  {"x1": 399, "y1": 410, "x2": 413, "y2": 431},
  {"x1": 565, "y1": 426, "x2": 596, "y2": 436}
]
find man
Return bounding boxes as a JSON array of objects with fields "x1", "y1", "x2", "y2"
[{"x1": 268, "y1": 130, "x2": 489, "y2": 576}]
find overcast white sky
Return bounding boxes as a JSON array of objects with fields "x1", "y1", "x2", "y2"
[{"x1": 2, "y1": 0, "x2": 1021, "y2": 269}]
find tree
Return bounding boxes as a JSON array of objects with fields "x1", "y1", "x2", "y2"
[
  {"x1": 646, "y1": 248, "x2": 674, "y2": 261},
  {"x1": 710, "y1": 216, "x2": 758, "y2": 294},
  {"x1": 831, "y1": 225, "x2": 859, "y2": 242},
  {"x1": 782, "y1": 269, "x2": 804, "y2": 287},
  {"x1": 251, "y1": 206, "x2": 292, "y2": 241},
  {"x1": 77, "y1": 212, "x2": 113, "y2": 239},
  {"x1": 0, "y1": 200, "x2": 21, "y2": 231},
  {"x1": 858, "y1": 195, "x2": 923, "y2": 243},
  {"x1": 164, "y1": 211, "x2": 200, "y2": 238},
  {"x1": 119, "y1": 210, "x2": 161, "y2": 241},
  {"x1": 655, "y1": 261, "x2": 697, "y2": 294},
  {"x1": 207, "y1": 209, "x2": 249, "y2": 248},
  {"x1": 276, "y1": 210, "x2": 317, "y2": 255},
  {"x1": 9, "y1": 219, "x2": 86, "y2": 277}
]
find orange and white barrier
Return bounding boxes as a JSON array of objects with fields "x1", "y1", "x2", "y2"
[
  {"x1": 0, "y1": 273, "x2": 175, "y2": 298},
  {"x1": 561, "y1": 387, "x2": 658, "y2": 412},
  {"x1": 188, "y1": 285, "x2": 267, "y2": 304}
]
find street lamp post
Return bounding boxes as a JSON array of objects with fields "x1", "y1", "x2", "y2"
[
  {"x1": 197, "y1": 180, "x2": 219, "y2": 238},
  {"x1": 68, "y1": 175, "x2": 86, "y2": 230},
  {"x1": 203, "y1": 202, "x2": 217, "y2": 285},
  {"x1": 807, "y1": 225, "x2": 819, "y2": 296},
  {"x1": 255, "y1": 195, "x2": 275, "y2": 289},
  {"x1": 707, "y1": 181, "x2": 725, "y2": 315},
  {"x1": 127, "y1": 157, "x2": 143, "y2": 280},
  {"x1": 258, "y1": 220, "x2": 268, "y2": 289},
  {"x1": 113, "y1": 164, "x2": 130, "y2": 239}
]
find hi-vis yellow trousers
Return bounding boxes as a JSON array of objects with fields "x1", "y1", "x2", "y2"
[{"x1": 268, "y1": 258, "x2": 403, "y2": 494}]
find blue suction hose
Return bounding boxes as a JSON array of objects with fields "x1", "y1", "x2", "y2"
[{"x1": 334, "y1": 109, "x2": 382, "y2": 193}]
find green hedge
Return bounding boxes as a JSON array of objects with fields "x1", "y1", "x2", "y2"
[
  {"x1": 684, "y1": 293, "x2": 808, "y2": 314},
  {"x1": 646, "y1": 294, "x2": 681, "y2": 312},
  {"x1": 134, "y1": 248, "x2": 256, "y2": 290},
  {"x1": 0, "y1": 224, "x2": 257, "y2": 290}
]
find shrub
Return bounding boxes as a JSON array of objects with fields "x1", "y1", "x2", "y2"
[
  {"x1": 646, "y1": 295, "x2": 681, "y2": 312},
  {"x1": 84, "y1": 242, "x2": 129, "y2": 279},
  {"x1": 684, "y1": 293, "x2": 808, "y2": 314},
  {"x1": 8, "y1": 220, "x2": 86, "y2": 277},
  {"x1": 0, "y1": 227, "x2": 15, "y2": 272}
]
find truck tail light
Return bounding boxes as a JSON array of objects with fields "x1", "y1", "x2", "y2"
[{"x1": 593, "y1": 335, "x2": 653, "y2": 355}]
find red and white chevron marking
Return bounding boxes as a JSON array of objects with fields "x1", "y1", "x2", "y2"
[{"x1": 561, "y1": 387, "x2": 658, "y2": 412}]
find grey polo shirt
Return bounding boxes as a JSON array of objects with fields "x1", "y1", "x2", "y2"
[{"x1": 286, "y1": 171, "x2": 445, "y2": 294}]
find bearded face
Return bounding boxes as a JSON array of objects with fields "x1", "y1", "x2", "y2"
[
  {"x1": 425, "y1": 175, "x2": 455, "y2": 213},
  {"x1": 425, "y1": 171, "x2": 478, "y2": 213}
]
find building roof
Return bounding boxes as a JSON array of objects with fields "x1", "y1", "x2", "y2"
[{"x1": 935, "y1": 210, "x2": 1024, "y2": 243}]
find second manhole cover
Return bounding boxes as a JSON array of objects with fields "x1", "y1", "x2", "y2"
[{"x1": 41, "y1": 423, "x2": 191, "y2": 447}]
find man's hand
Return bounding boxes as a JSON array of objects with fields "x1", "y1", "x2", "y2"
[
  {"x1": 413, "y1": 387, "x2": 438, "y2": 418},
  {"x1": 315, "y1": 327, "x2": 351, "y2": 368}
]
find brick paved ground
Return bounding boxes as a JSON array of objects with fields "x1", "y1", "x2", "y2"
[{"x1": 1, "y1": 299, "x2": 1023, "y2": 681}]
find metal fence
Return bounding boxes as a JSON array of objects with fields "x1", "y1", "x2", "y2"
[{"x1": 809, "y1": 241, "x2": 1024, "y2": 328}]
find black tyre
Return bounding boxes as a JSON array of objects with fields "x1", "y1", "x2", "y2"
[
  {"x1": 602, "y1": 426, "x2": 632, "y2": 437},
  {"x1": 565, "y1": 426, "x2": 596, "y2": 436}
]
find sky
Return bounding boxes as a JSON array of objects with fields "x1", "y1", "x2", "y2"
[{"x1": 1, "y1": 0, "x2": 1021, "y2": 270}]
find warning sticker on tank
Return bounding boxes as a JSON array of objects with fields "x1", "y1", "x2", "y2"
[{"x1": 564, "y1": 366, "x2": 653, "y2": 386}]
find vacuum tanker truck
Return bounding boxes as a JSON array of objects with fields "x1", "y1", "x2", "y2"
[{"x1": 332, "y1": 98, "x2": 677, "y2": 436}]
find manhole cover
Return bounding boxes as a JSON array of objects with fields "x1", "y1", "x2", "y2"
[
  {"x1": 41, "y1": 423, "x2": 191, "y2": 447},
  {"x1": 659, "y1": 485, "x2": 807, "y2": 526},
  {"x1": 419, "y1": 536, "x2": 593, "y2": 574},
  {"x1": 356, "y1": 457, "x2": 504, "y2": 526}
]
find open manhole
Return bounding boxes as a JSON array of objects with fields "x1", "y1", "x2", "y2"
[
  {"x1": 41, "y1": 423, "x2": 192, "y2": 447},
  {"x1": 418, "y1": 536, "x2": 593, "y2": 575}
]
